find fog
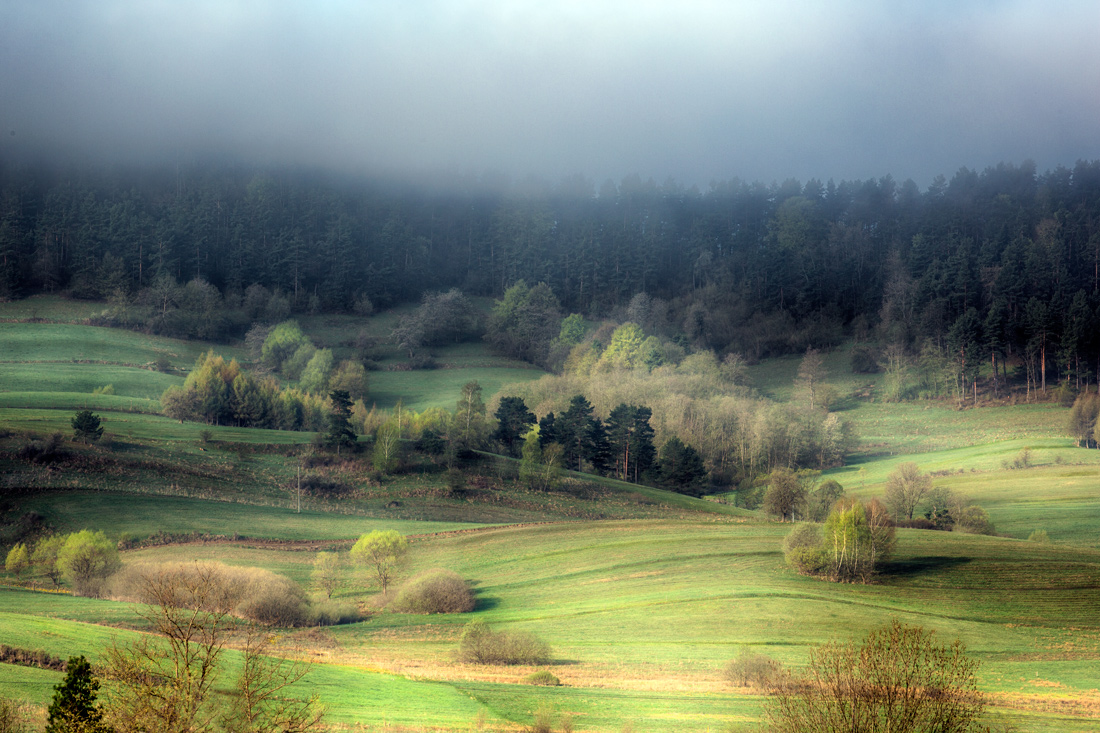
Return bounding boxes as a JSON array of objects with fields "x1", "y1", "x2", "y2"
[{"x1": 2, "y1": 1, "x2": 1098, "y2": 188}]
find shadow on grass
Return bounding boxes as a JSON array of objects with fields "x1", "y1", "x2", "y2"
[
  {"x1": 880, "y1": 555, "x2": 972, "y2": 578},
  {"x1": 474, "y1": 595, "x2": 501, "y2": 612}
]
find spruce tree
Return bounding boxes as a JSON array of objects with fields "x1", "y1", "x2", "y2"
[
  {"x1": 325, "y1": 389, "x2": 356, "y2": 455},
  {"x1": 46, "y1": 655, "x2": 110, "y2": 733}
]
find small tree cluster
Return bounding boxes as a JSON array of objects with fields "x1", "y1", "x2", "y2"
[
  {"x1": 392, "y1": 289, "x2": 481, "y2": 357},
  {"x1": 14, "y1": 531, "x2": 120, "y2": 596},
  {"x1": 161, "y1": 350, "x2": 330, "y2": 430},
  {"x1": 784, "y1": 499, "x2": 895, "y2": 583}
]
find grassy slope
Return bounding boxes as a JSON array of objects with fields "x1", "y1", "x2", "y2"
[
  {"x1": 2, "y1": 298, "x2": 1100, "y2": 730},
  {"x1": 3, "y1": 521, "x2": 1099, "y2": 730}
]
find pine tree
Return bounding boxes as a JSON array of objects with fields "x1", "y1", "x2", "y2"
[
  {"x1": 46, "y1": 655, "x2": 110, "y2": 733},
  {"x1": 70, "y1": 411, "x2": 103, "y2": 444},
  {"x1": 325, "y1": 390, "x2": 356, "y2": 455}
]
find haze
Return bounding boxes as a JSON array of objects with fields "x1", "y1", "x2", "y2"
[{"x1": 3, "y1": 0, "x2": 1098, "y2": 187}]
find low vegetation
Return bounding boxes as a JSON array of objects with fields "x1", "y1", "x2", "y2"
[
  {"x1": 768, "y1": 620, "x2": 986, "y2": 733},
  {"x1": 458, "y1": 619, "x2": 552, "y2": 665},
  {"x1": 390, "y1": 568, "x2": 475, "y2": 614}
]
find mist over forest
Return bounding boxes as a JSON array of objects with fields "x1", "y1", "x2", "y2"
[{"x1": 1, "y1": 158, "x2": 1098, "y2": 387}]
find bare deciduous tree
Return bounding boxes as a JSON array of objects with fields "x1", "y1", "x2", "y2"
[
  {"x1": 769, "y1": 620, "x2": 985, "y2": 733},
  {"x1": 883, "y1": 462, "x2": 932, "y2": 521}
]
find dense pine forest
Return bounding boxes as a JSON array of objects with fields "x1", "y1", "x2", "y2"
[{"x1": 1, "y1": 159, "x2": 1099, "y2": 389}]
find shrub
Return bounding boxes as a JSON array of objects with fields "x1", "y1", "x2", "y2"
[
  {"x1": 782, "y1": 523, "x2": 827, "y2": 576},
  {"x1": 110, "y1": 562, "x2": 313, "y2": 627},
  {"x1": 0, "y1": 696, "x2": 34, "y2": 733},
  {"x1": 849, "y1": 344, "x2": 880, "y2": 374},
  {"x1": 767, "y1": 620, "x2": 985, "y2": 733},
  {"x1": 390, "y1": 569, "x2": 475, "y2": 614},
  {"x1": 524, "y1": 670, "x2": 561, "y2": 686},
  {"x1": 458, "y1": 619, "x2": 551, "y2": 665},
  {"x1": 17, "y1": 432, "x2": 67, "y2": 464},
  {"x1": 1027, "y1": 529, "x2": 1051, "y2": 544},
  {"x1": 308, "y1": 600, "x2": 360, "y2": 626},
  {"x1": 724, "y1": 648, "x2": 782, "y2": 689}
]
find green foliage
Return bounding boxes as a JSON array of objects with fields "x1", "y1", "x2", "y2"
[
  {"x1": 807, "y1": 479, "x2": 845, "y2": 522},
  {"x1": 4, "y1": 544, "x2": 30, "y2": 577},
  {"x1": 350, "y1": 530, "x2": 408, "y2": 593},
  {"x1": 486, "y1": 280, "x2": 563, "y2": 365},
  {"x1": 31, "y1": 534, "x2": 65, "y2": 587},
  {"x1": 763, "y1": 468, "x2": 808, "y2": 522},
  {"x1": 261, "y1": 320, "x2": 310, "y2": 371},
  {"x1": 606, "y1": 404, "x2": 656, "y2": 483},
  {"x1": 451, "y1": 380, "x2": 490, "y2": 452},
  {"x1": 311, "y1": 552, "x2": 341, "y2": 599},
  {"x1": 299, "y1": 348, "x2": 334, "y2": 395},
  {"x1": 458, "y1": 619, "x2": 551, "y2": 665},
  {"x1": 372, "y1": 421, "x2": 402, "y2": 473},
  {"x1": 1027, "y1": 529, "x2": 1051, "y2": 544},
  {"x1": 520, "y1": 428, "x2": 563, "y2": 491},
  {"x1": 598, "y1": 323, "x2": 646, "y2": 370},
  {"x1": 558, "y1": 313, "x2": 587, "y2": 345},
  {"x1": 328, "y1": 359, "x2": 368, "y2": 402},
  {"x1": 70, "y1": 410, "x2": 104, "y2": 444},
  {"x1": 389, "y1": 568, "x2": 475, "y2": 614},
  {"x1": 784, "y1": 499, "x2": 895, "y2": 583},
  {"x1": 282, "y1": 343, "x2": 317, "y2": 381},
  {"x1": 46, "y1": 655, "x2": 110, "y2": 733},
  {"x1": 57, "y1": 530, "x2": 120, "y2": 597}
]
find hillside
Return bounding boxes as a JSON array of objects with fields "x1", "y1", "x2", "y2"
[{"x1": 1, "y1": 300, "x2": 1099, "y2": 731}]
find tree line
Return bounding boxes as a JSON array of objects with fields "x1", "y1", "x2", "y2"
[{"x1": 2, "y1": 159, "x2": 1099, "y2": 385}]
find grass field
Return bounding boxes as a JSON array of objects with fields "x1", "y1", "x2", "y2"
[
  {"x1": 2, "y1": 296, "x2": 1100, "y2": 731},
  {"x1": 3, "y1": 521, "x2": 1100, "y2": 730}
]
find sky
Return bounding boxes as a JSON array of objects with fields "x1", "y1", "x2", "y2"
[{"x1": 2, "y1": 0, "x2": 1099, "y2": 190}]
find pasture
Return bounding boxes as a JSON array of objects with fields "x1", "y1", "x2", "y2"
[
  {"x1": 2, "y1": 296, "x2": 1100, "y2": 730},
  {"x1": 3, "y1": 521, "x2": 1100, "y2": 730}
]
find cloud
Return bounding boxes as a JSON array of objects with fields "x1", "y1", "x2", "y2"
[{"x1": 2, "y1": 0, "x2": 1098, "y2": 187}]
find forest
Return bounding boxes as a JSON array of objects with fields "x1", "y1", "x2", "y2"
[{"x1": 1, "y1": 158, "x2": 1099, "y2": 393}]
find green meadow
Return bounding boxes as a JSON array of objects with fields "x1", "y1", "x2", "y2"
[{"x1": 2, "y1": 298, "x2": 1100, "y2": 730}]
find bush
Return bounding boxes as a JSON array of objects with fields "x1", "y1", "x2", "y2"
[
  {"x1": 524, "y1": 670, "x2": 561, "y2": 686},
  {"x1": 390, "y1": 569, "x2": 475, "y2": 614},
  {"x1": 110, "y1": 562, "x2": 313, "y2": 627},
  {"x1": 724, "y1": 648, "x2": 782, "y2": 689},
  {"x1": 17, "y1": 432, "x2": 67, "y2": 464},
  {"x1": 782, "y1": 523, "x2": 827, "y2": 576},
  {"x1": 458, "y1": 619, "x2": 551, "y2": 665},
  {"x1": 308, "y1": 600, "x2": 360, "y2": 626},
  {"x1": 849, "y1": 344, "x2": 880, "y2": 374},
  {"x1": 1027, "y1": 529, "x2": 1051, "y2": 544}
]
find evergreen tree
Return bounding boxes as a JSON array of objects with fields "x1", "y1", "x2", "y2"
[
  {"x1": 324, "y1": 390, "x2": 356, "y2": 455},
  {"x1": 493, "y1": 396, "x2": 536, "y2": 456},
  {"x1": 657, "y1": 437, "x2": 707, "y2": 495},
  {"x1": 46, "y1": 655, "x2": 110, "y2": 733},
  {"x1": 605, "y1": 404, "x2": 656, "y2": 482},
  {"x1": 70, "y1": 411, "x2": 104, "y2": 444}
]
